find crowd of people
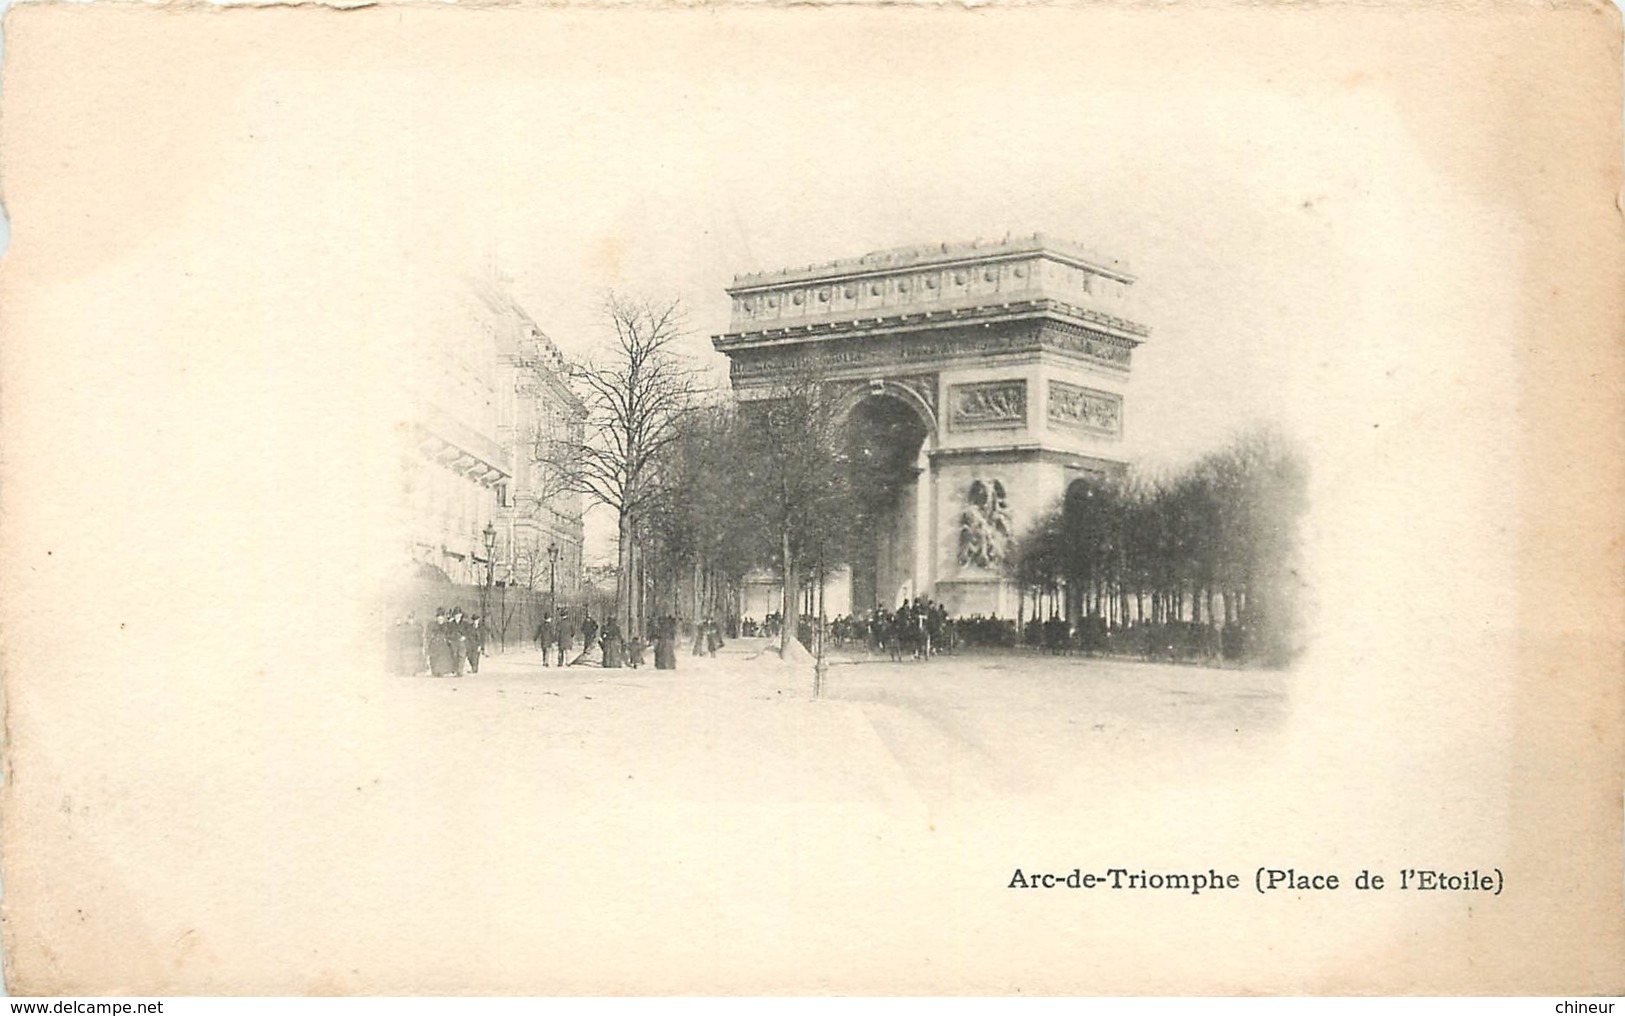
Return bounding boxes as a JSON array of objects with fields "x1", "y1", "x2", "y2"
[
  {"x1": 387, "y1": 607, "x2": 487, "y2": 677},
  {"x1": 691, "y1": 617, "x2": 725, "y2": 657},
  {"x1": 390, "y1": 606, "x2": 728, "y2": 675},
  {"x1": 734, "y1": 602, "x2": 1253, "y2": 667},
  {"x1": 736, "y1": 598, "x2": 957, "y2": 662},
  {"x1": 827, "y1": 597, "x2": 953, "y2": 661},
  {"x1": 528, "y1": 611, "x2": 697, "y2": 670},
  {"x1": 739, "y1": 613, "x2": 783, "y2": 639},
  {"x1": 389, "y1": 599, "x2": 1254, "y2": 676}
]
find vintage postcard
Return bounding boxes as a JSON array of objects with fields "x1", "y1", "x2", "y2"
[{"x1": 0, "y1": 0, "x2": 1619, "y2": 995}]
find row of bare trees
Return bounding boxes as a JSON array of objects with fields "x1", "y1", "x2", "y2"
[
  {"x1": 1010, "y1": 427, "x2": 1309, "y2": 665},
  {"x1": 642, "y1": 365, "x2": 860, "y2": 658}
]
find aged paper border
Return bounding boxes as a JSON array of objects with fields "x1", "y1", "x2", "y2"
[{"x1": 0, "y1": 0, "x2": 1619, "y2": 995}]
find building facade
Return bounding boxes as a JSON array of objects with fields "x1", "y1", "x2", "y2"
[
  {"x1": 714, "y1": 235, "x2": 1150, "y2": 617},
  {"x1": 400, "y1": 272, "x2": 587, "y2": 608}
]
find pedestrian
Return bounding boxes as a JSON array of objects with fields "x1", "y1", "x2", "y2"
[
  {"x1": 449, "y1": 608, "x2": 468, "y2": 676},
  {"x1": 539, "y1": 611, "x2": 559, "y2": 656},
  {"x1": 535, "y1": 613, "x2": 553, "y2": 666},
  {"x1": 556, "y1": 608, "x2": 573, "y2": 667},
  {"x1": 581, "y1": 613, "x2": 599, "y2": 654},
  {"x1": 602, "y1": 616, "x2": 624, "y2": 669},
  {"x1": 466, "y1": 614, "x2": 484, "y2": 673},
  {"x1": 428, "y1": 607, "x2": 454, "y2": 676}
]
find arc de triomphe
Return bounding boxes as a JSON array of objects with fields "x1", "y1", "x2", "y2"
[{"x1": 713, "y1": 235, "x2": 1150, "y2": 618}]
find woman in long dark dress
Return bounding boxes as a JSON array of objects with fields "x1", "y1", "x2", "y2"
[
  {"x1": 427, "y1": 609, "x2": 454, "y2": 676},
  {"x1": 449, "y1": 608, "x2": 468, "y2": 675},
  {"x1": 601, "y1": 616, "x2": 624, "y2": 669}
]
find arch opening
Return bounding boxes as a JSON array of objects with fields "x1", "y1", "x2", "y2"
[{"x1": 840, "y1": 394, "x2": 930, "y2": 612}]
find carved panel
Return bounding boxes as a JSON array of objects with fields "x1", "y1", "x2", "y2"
[
  {"x1": 1047, "y1": 381, "x2": 1123, "y2": 436},
  {"x1": 949, "y1": 379, "x2": 1027, "y2": 431}
]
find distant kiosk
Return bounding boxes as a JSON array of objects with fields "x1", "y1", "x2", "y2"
[{"x1": 713, "y1": 235, "x2": 1150, "y2": 619}]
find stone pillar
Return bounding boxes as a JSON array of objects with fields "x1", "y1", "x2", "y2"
[{"x1": 914, "y1": 447, "x2": 934, "y2": 604}]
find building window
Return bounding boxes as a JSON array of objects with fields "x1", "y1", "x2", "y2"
[{"x1": 497, "y1": 483, "x2": 510, "y2": 508}]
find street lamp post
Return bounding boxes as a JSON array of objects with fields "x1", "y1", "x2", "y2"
[
  {"x1": 547, "y1": 541, "x2": 560, "y2": 617},
  {"x1": 482, "y1": 521, "x2": 497, "y2": 624}
]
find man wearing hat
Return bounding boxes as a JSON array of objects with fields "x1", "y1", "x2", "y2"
[
  {"x1": 535, "y1": 613, "x2": 555, "y2": 666},
  {"x1": 555, "y1": 608, "x2": 572, "y2": 667},
  {"x1": 449, "y1": 607, "x2": 468, "y2": 676},
  {"x1": 465, "y1": 614, "x2": 485, "y2": 674}
]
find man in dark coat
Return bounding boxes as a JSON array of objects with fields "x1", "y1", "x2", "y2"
[
  {"x1": 534, "y1": 614, "x2": 551, "y2": 663},
  {"x1": 555, "y1": 609, "x2": 572, "y2": 667},
  {"x1": 465, "y1": 615, "x2": 485, "y2": 673},
  {"x1": 535, "y1": 614, "x2": 554, "y2": 666},
  {"x1": 581, "y1": 613, "x2": 599, "y2": 652}
]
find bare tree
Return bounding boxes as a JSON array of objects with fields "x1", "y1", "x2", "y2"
[
  {"x1": 543, "y1": 293, "x2": 698, "y2": 639},
  {"x1": 642, "y1": 401, "x2": 759, "y2": 627},
  {"x1": 731, "y1": 363, "x2": 853, "y2": 659}
]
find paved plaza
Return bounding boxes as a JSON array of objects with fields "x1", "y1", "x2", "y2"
[{"x1": 392, "y1": 637, "x2": 1289, "y2": 810}]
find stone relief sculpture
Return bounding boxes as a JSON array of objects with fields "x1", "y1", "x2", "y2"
[
  {"x1": 1048, "y1": 380, "x2": 1123, "y2": 435},
  {"x1": 950, "y1": 379, "x2": 1027, "y2": 430},
  {"x1": 958, "y1": 479, "x2": 1014, "y2": 570}
]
